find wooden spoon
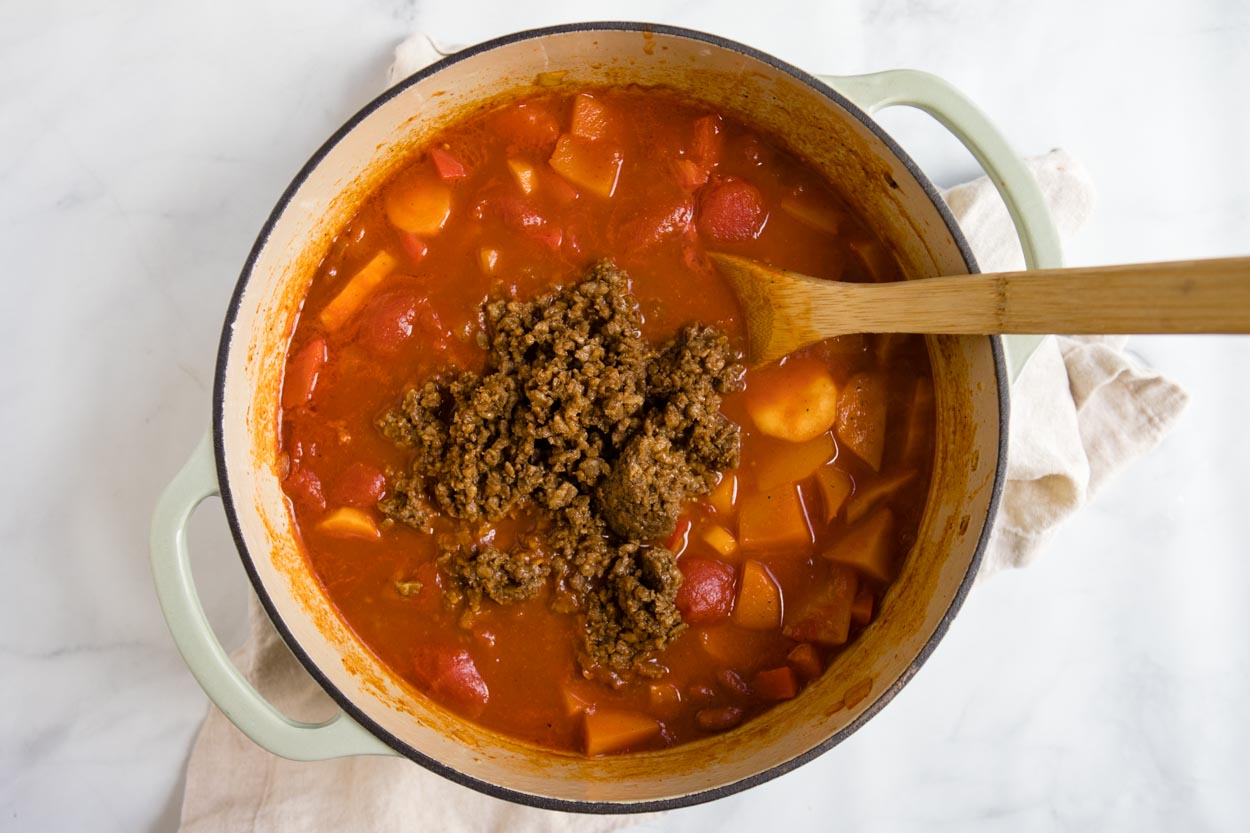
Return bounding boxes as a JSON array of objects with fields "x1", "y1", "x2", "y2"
[{"x1": 709, "y1": 253, "x2": 1250, "y2": 365}]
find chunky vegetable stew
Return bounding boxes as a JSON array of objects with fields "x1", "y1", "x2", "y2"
[{"x1": 279, "y1": 87, "x2": 935, "y2": 755}]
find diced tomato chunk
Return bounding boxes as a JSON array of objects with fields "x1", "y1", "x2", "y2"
[
  {"x1": 397, "y1": 231, "x2": 428, "y2": 264},
  {"x1": 282, "y1": 465, "x2": 325, "y2": 512},
  {"x1": 281, "y1": 337, "x2": 327, "y2": 409},
  {"x1": 476, "y1": 193, "x2": 563, "y2": 250},
  {"x1": 675, "y1": 558, "x2": 736, "y2": 623},
  {"x1": 428, "y1": 147, "x2": 467, "y2": 180},
  {"x1": 327, "y1": 462, "x2": 386, "y2": 508},
  {"x1": 697, "y1": 178, "x2": 767, "y2": 242},
  {"x1": 413, "y1": 647, "x2": 490, "y2": 718},
  {"x1": 490, "y1": 103, "x2": 561, "y2": 150},
  {"x1": 615, "y1": 197, "x2": 694, "y2": 250},
  {"x1": 355, "y1": 291, "x2": 417, "y2": 355},
  {"x1": 665, "y1": 517, "x2": 692, "y2": 553}
]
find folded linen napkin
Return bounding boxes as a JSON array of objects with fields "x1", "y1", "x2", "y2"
[{"x1": 175, "y1": 35, "x2": 1187, "y2": 832}]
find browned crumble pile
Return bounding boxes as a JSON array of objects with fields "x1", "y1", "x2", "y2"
[{"x1": 378, "y1": 262, "x2": 743, "y2": 672}]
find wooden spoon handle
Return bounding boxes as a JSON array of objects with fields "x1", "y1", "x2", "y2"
[{"x1": 834, "y1": 256, "x2": 1250, "y2": 334}]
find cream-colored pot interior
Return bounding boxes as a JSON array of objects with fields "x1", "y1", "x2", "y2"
[{"x1": 215, "y1": 25, "x2": 1006, "y2": 809}]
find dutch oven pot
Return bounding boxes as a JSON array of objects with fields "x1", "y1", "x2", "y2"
[{"x1": 151, "y1": 23, "x2": 1062, "y2": 812}]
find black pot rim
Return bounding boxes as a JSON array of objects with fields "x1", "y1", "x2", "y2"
[{"x1": 211, "y1": 20, "x2": 1008, "y2": 815}]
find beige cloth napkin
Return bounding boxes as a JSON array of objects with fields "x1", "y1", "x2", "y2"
[{"x1": 176, "y1": 36, "x2": 1187, "y2": 832}]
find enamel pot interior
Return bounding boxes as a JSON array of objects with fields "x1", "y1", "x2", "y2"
[{"x1": 214, "y1": 23, "x2": 1006, "y2": 811}]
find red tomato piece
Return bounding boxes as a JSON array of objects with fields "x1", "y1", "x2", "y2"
[
  {"x1": 414, "y1": 647, "x2": 490, "y2": 718},
  {"x1": 328, "y1": 462, "x2": 386, "y2": 508},
  {"x1": 428, "y1": 147, "x2": 467, "y2": 180},
  {"x1": 616, "y1": 197, "x2": 695, "y2": 250},
  {"x1": 355, "y1": 291, "x2": 420, "y2": 355},
  {"x1": 398, "y1": 232, "x2": 428, "y2": 265},
  {"x1": 490, "y1": 103, "x2": 560, "y2": 150},
  {"x1": 477, "y1": 194, "x2": 563, "y2": 251},
  {"x1": 281, "y1": 337, "x2": 327, "y2": 409},
  {"x1": 665, "y1": 517, "x2": 692, "y2": 553},
  {"x1": 282, "y1": 466, "x2": 325, "y2": 512},
  {"x1": 675, "y1": 558, "x2": 736, "y2": 623},
  {"x1": 697, "y1": 178, "x2": 768, "y2": 242}
]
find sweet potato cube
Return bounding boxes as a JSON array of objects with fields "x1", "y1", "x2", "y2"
[
  {"x1": 753, "y1": 433, "x2": 836, "y2": 492},
  {"x1": 707, "y1": 473, "x2": 737, "y2": 515},
  {"x1": 746, "y1": 358, "x2": 839, "y2": 442},
  {"x1": 753, "y1": 666, "x2": 798, "y2": 701},
  {"x1": 549, "y1": 134, "x2": 623, "y2": 199},
  {"x1": 734, "y1": 560, "x2": 782, "y2": 630},
  {"x1": 570, "y1": 93, "x2": 612, "y2": 141},
  {"x1": 823, "y1": 507, "x2": 896, "y2": 583},
  {"x1": 506, "y1": 158, "x2": 538, "y2": 194},
  {"x1": 780, "y1": 190, "x2": 841, "y2": 234},
  {"x1": 844, "y1": 469, "x2": 917, "y2": 525},
  {"x1": 783, "y1": 564, "x2": 857, "y2": 646},
  {"x1": 702, "y1": 525, "x2": 738, "y2": 558},
  {"x1": 786, "y1": 642, "x2": 823, "y2": 681},
  {"x1": 902, "y1": 377, "x2": 935, "y2": 465},
  {"x1": 582, "y1": 709, "x2": 660, "y2": 755},
  {"x1": 813, "y1": 465, "x2": 854, "y2": 524},
  {"x1": 319, "y1": 251, "x2": 397, "y2": 331},
  {"x1": 317, "y1": 507, "x2": 380, "y2": 540},
  {"x1": 836, "y1": 371, "x2": 888, "y2": 471},
  {"x1": 383, "y1": 176, "x2": 452, "y2": 236},
  {"x1": 851, "y1": 586, "x2": 875, "y2": 626},
  {"x1": 738, "y1": 486, "x2": 813, "y2": 552}
]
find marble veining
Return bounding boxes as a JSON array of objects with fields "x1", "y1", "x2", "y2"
[{"x1": 1, "y1": 1, "x2": 1248, "y2": 831}]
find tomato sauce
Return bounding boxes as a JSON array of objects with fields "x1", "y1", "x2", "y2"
[{"x1": 278, "y1": 87, "x2": 934, "y2": 754}]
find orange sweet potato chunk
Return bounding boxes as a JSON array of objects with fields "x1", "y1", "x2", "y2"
[
  {"x1": 812, "y1": 465, "x2": 854, "y2": 524},
  {"x1": 753, "y1": 666, "x2": 799, "y2": 701},
  {"x1": 844, "y1": 469, "x2": 916, "y2": 525},
  {"x1": 753, "y1": 433, "x2": 836, "y2": 491},
  {"x1": 836, "y1": 371, "x2": 888, "y2": 471},
  {"x1": 902, "y1": 377, "x2": 936, "y2": 465},
  {"x1": 318, "y1": 251, "x2": 397, "y2": 331},
  {"x1": 582, "y1": 709, "x2": 660, "y2": 755},
  {"x1": 569, "y1": 93, "x2": 612, "y2": 141},
  {"x1": 745, "y1": 358, "x2": 839, "y2": 443},
  {"x1": 733, "y1": 560, "x2": 782, "y2": 630},
  {"x1": 783, "y1": 564, "x2": 857, "y2": 646},
  {"x1": 549, "y1": 134, "x2": 623, "y2": 198},
  {"x1": 383, "y1": 175, "x2": 452, "y2": 236},
  {"x1": 738, "y1": 485, "x2": 813, "y2": 552},
  {"x1": 823, "y1": 506, "x2": 896, "y2": 583}
]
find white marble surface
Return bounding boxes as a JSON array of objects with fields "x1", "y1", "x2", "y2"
[{"x1": 2, "y1": 1, "x2": 1248, "y2": 830}]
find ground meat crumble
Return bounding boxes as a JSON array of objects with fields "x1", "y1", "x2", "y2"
[{"x1": 377, "y1": 262, "x2": 743, "y2": 672}]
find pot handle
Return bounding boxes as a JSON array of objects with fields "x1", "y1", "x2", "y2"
[
  {"x1": 818, "y1": 69, "x2": 1064, "y2": 382},
  {"x1": 150, "y1": 432, "x2": 396, "y2": 760}
]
